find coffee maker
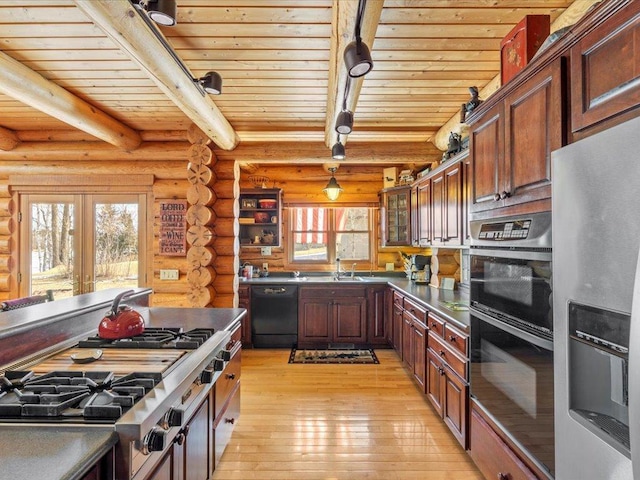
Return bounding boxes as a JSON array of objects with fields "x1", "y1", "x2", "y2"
[{"x1": 411, "y1": 254, "x2": 431, "y2": 283}]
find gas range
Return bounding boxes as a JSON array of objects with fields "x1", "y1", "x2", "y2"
[{"x1": 0, "y1": 324, "x2": 234, "y2": 480}]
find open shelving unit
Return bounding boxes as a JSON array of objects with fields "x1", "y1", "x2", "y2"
[{"x1": 239, "y1": 188, "x2": 282, "y2": 248}]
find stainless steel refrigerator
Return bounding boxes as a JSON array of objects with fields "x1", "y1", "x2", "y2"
[{"x1": 553, "y1": 115, "x2": 640, "y2": 479}]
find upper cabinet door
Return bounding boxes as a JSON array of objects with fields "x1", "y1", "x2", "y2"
[
  {"x1": 571, "y1": 2, "x2": 640, "y2": 138},
  {"x1": 469, "y1": 103, "x2": 503, "y2": 213},
  {"x1": 503, "y1": 59, "x2": 562, "y2": 208}
]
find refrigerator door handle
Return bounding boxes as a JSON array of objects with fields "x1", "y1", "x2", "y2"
[{"x1": 628, "y1": 248, "x2": 640, "y2": 480}]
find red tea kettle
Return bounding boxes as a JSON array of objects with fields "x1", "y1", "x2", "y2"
[{"x1": 98, "y1": 290, "x2": 145, "y2": 339}]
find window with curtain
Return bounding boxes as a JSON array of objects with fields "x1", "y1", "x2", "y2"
[{"x1": 288, "y1": 206, "x2": 373, "y2": 267}]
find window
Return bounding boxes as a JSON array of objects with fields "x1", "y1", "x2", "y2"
[{"x1": 288, "y1": 207, "x2": 374, "y2": 268}]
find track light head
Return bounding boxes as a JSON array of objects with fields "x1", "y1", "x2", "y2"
[
  {"x1": 332, "y1": 142, "x2": 346, "y2": 160},
  {"x1": 140, "y1": 0, "x2": 177, "y2": 26},
  {"x1": 335, "y1": 110, "x2": 354, "y2": 135},
  {"x1": 344, "y1": 39, "x2": 373, "y2": 78},
  {"x1": 198, "y1": 71, "x2": 222, "y2": 95}
]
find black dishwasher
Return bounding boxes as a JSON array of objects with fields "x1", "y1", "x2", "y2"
[{"x1": 251, "y1": 285, "x2": 298, "y2": 348}]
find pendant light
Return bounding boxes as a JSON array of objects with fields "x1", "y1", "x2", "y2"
[{"x1": 323, "y1": 167, "x2": 343, "y2": 201}]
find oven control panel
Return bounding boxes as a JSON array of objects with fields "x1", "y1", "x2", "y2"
[{"x1": 477, "y1": 219, "x2": 531, "y2": 241}]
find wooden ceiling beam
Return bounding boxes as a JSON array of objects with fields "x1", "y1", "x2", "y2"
[
  {"x1": 0, "y1": 50, "x2": 141, "y2": 151},
  {"x1": 73, "y1": 0, "x2": 239, "y2": 151},
  {"x1": 325, "y1": 0, "x2": 384, "y2": 150},
  {"x1": 0, "y1": 125, "x2": 20, "y2": 151}
]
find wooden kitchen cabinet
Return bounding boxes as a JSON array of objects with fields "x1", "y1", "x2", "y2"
[
  {"x1": 470, "y1": 401, "x2": 537, "y2": 480},
  {"x1": 392, "y1": 300, "x2": 404, "y2": 355},
  {"x1": 367, "y1": 284, "x2": 388, "y2": 345},
  {"x1": 570, "y1": 1, "x2": 640, "y2": 139},
  {"x1": 237, "y1": 285, "x2": 252, "y2": 347},
  {"x1": 416, "y1": 177, "x2": 432, "y2": 247},
  {"x1": 431, "y1": 162, "x2": 463, "y2": 245},
  {"x1": 425, "y1": 312, "x2": 469, "y2": 448},
  {"x1": 298, "y1": 286, "x2": 367, "y2": 347},
  {"x1": 469, "y1": 59, "x2": 562, "y2": 216},
  {"x1": 380, "y1": 186, "x2": 412, "y2": 246}
]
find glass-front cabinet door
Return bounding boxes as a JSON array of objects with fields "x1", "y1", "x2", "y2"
[{"x1": 382, "y1": 186, "x2": 411, "y2": 246}]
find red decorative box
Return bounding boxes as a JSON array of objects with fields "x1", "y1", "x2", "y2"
[{"x1": 500, "y1": 15, "x2": 550, "y2": 85}]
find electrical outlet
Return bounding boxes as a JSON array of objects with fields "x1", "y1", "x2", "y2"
[
  {"x1": 262, "y1": 262, "x2": 269, "y2": 271},
  {"x1": 160, "y1": 269, "x2": 179, "y2": 280},
  {"x1": 261, "y1": 246, "x2": 272, "y2": 256},
  {"x1": 386, "y1": 263, "x2": 395, "y2": 271}
]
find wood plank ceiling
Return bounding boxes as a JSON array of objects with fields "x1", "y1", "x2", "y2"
[{"x1": 0, "y1": 0, "x2": 576, "y2": 160}]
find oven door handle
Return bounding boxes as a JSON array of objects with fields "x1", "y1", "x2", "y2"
[
  {"x1": 471, "y1": 307, "x2": 553, "y2": 351},
  {"x1": 470, "y1": 247, "x2": 551, "y2": 262}
]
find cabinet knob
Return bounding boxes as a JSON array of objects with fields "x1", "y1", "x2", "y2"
[
  {"x1": 449, "y1": 335, "x2": 457, "y2": 342},
  {"x1": 439, "y1": 367, "x2": 445, "y2": 376},
  {"x1": 431, "y1": 323, "x2": 437, "y2": 329},
  {"x1": 226, "y1": 373, "x2": 236, "y2": 380},
  {"x1": 493, "y1": 193, "x2": 501, "y2": 201},
  {"x1": 439, "y1": 350, "x2": 446, "y2": 357},
  {"x1": 497, "y1": 474, "x2": 509, "y2": 480},
  {"x1": 500, "y1": 190, "x2": 511, "y2": 200},
  {"x1": 225, "y1": 417, "x2": 236, "y2": 425},
  {"x1": 174, "y1": 432, "x2": 186, "y2": 446}
]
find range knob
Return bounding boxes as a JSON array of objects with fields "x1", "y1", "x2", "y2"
[
  {"x1": 218, "y1": 349, "x2": 232, "y2": 361},
  {"x1": 200, "y1": 367, "x2": 214, "y2": 384},
  {"x1": 142, "y1": 427, "x2": 166, "y2": 455},
  {"x1": 212, "y1": 358, "x2": 225, "y2": 371},
  {"x1": 160, "y1": 407, "x2": 184, "y2": 430}
]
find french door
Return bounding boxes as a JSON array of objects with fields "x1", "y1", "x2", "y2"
[{"x1": 20, "y1": 193, "x2": 146, "y2": 299}]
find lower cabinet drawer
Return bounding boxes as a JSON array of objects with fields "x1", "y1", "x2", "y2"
[
  {"x1": 470, "y1": 406, "x2": 537, "y2": 480},
  {"x1": 215, "y1": 349, "x2": 241, "y2": 418},
  {"x1": 429, "y1": 332, "x2": 467, "y2": 380},
  {"x1": 213, "y1": 383, "x2": 240, "y2": 469}
]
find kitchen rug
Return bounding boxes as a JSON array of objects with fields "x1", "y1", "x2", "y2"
[{"x1": 289, "y1": 348, "x2": 379, "y2": 364}]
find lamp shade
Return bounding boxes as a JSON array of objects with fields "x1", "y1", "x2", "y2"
[
  {"x1": 146, "y1": 0, "x2": 177, "y2": 26},
  {"x1": 344, "y1": 39, "x2": 373, "y2": 77},
  {"x1": 335, "y1": 110, "x2": 353, "y2": 134},
  {"x1": 200, "y1": 71, "x2": 222, "y2": 95},
  {"x1": 332, "y1": 142, "x2": 345, "y2": 160},
  {"x1": 323, "y1": 176, "x2": 343, "y2": 201}
]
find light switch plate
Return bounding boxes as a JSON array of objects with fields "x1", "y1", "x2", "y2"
[
  {"x1": 261, "y1": 246, "x2": 272, "y2": 256},
  {"x1": 160, "y1": 269, "x2": 179, "y2": 280}
]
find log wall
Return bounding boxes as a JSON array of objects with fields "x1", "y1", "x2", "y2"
[{"x1": 0, "y1": 136, "x2": 440, "y2": 306}]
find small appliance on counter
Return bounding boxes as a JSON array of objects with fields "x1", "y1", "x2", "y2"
[{"x1": 411, "y1": 254, "x2": 431, "y2": 283}]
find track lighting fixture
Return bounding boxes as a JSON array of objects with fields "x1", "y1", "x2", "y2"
[
  {"x1": 134, "y1": 0, "x2": 177, "y2": 26},
  {"x1": 198, "y1": 71, "x2": 222, "y2": 95},
  {"x1": 332, "y1": 141, "x2": 346, "y2": 160},
  {"x1": 335, "y1": 110, "x2": 353, "y2": 134},
  {"x1": 323, "y1": 167, "x2": 343, "y2": 201},
  {"x1": 344, "y1": 38, "x2": 373, "y2": 78}
]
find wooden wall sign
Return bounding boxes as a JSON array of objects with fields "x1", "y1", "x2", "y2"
[{"x1": 160, "y1": 200, "x2": 187, "y2": 256}]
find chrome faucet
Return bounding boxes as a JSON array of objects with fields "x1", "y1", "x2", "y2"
[
  {"x1": 334, "y1": 258, "x2": 341, "y2": 280},
  {"x1": 350, "y1": 263, "x2": 357, "y2": 278}
]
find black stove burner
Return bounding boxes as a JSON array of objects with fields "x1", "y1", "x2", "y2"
[
  {"x1": 77, "y1": 327, "x2": 216, "y2": 350},
  {"x1": 0, "y1": 370, "x2": 162, "y2": 421}
]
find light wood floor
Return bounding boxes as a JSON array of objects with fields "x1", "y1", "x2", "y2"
[{"x1": 212, "y1": 348, "x2": 484, "y2": 480}]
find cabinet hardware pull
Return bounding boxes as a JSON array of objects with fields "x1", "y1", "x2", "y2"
[
  {"x1": 449, "y1": 335, "x2": 457, "y2": 342},
  {"x1": 431, "y1": 323, "x2": 437, "y2": 328},
  {"x1": 439, "y1": 350, "x2": 445, "y2": 356},
  {"x1": 493, "y1": 193, "x2": 501, "y2": 201},
  {"x1": 226, "y1": 373, "x2": 236, "y2": 380},
  {"x1": 497, "y1": 473, "x2": 509, "y2": 480},
  {"x1": 175, "y1": 433, "x2": 185, "y2": 446},
  {"x1": 225, "y1": 417, "x2": 235, "y2": 424},
  {"x1": 500, "y1": 190, "x2": 511, "y2": 200}
]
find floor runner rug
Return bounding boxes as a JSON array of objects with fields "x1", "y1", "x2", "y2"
[{"x1": 289, "y1": 348, "x2": 379, "y2": 364}]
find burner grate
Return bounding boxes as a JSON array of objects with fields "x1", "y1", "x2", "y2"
[{"x1": 77, "y1": 327, "x2": 216, "y2": 349}]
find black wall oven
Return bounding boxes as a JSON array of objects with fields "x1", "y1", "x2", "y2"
[{"x1": 469, "y1": 212, "x2": 555, "y2": 477}]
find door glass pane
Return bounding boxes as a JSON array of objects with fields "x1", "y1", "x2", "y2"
[
  {"x1": 30, "y1": 202, "x2": 75, "y2": 299},
  {"x1": 93, "y1": 203, "x2": 139, "y2": 291}
]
